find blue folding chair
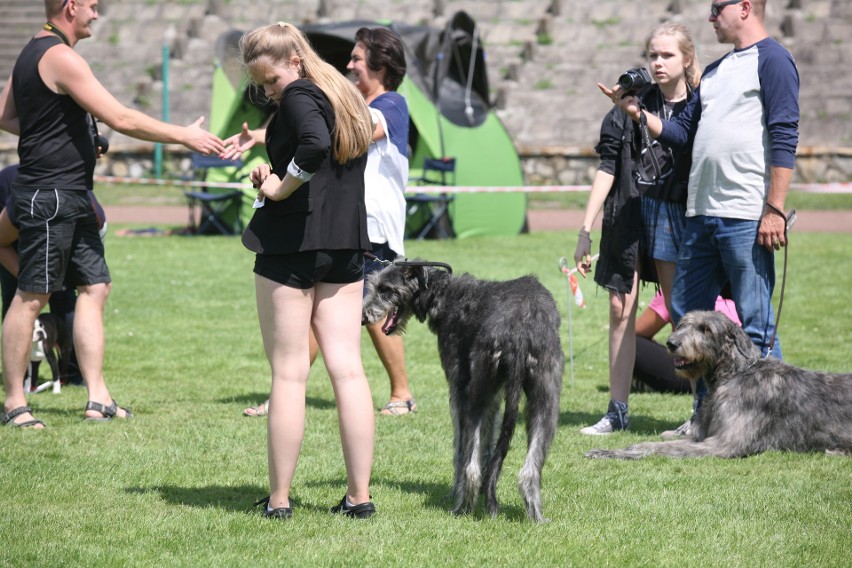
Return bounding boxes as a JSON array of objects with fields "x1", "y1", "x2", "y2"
[
  {"x1": 184, "y1": 153, "x2": 245, "y2": 236},
  {"x1": 406, "y1": 157, "x2": 456, "y2": 239}
]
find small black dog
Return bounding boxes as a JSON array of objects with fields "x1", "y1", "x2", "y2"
[
  {"x1": 26, "y1": 313, "x2": 71, "y2": 394},
  {"x1": 363, "y1": 261, "x2": 564, "y2": 522}
]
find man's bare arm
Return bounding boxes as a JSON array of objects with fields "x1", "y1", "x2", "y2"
[{"x1": 45, "y1": 46, "x2": 224, "y2": 154}]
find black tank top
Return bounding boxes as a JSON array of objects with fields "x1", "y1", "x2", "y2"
[{"x1": 12, "y1": 36, "x2": 95, "y2": 190}]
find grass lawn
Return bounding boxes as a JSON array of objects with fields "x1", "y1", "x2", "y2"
[
  {"x1": 92, "y1": 182, "x2": 852, "y2": 211},
  {"x1": 1, "y1": 227, "x2": 850, "y2": 567}
]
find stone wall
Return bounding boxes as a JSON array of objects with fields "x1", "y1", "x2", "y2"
[
  {"x1": 1, "y1": 0, "x2": 850, "y2": 185},
  {"x1": 2, "y1": 142, "x2": 849, "y2": 187}
]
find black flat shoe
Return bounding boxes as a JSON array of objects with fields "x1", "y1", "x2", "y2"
[
  {"x1": 255, "y1": 496, "x2": 292, "y2": 519},
  {"x1": 330, "y1": 495, "x2": 375, "y2": 519}
]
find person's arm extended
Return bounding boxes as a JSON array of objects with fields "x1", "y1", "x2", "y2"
[
  {"x1": 597, "y1": 82, "x2": 698, "y2": 148},
  {"x1": 221, "y1": 120, "x2": 270, "y2": 160},
  {"x1": 45, "y1": 46, "x2": 223, "y2": 154}
]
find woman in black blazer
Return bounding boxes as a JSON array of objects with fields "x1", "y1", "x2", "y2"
[{"x1": 239, "y1": 22, "x2": 376, "y2": 520}]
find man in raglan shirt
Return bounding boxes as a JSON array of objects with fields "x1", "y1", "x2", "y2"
[{"x1": 602, "y1": 0, "x2": 799, "y2": 436}]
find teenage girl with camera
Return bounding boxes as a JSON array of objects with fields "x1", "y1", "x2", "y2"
[{"x1": 573, "y1": 23, "x2": 701, "y2": 435}]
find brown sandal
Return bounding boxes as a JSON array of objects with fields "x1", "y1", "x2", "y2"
[
  {"x1": 85, "y1": 400, "x2": 132, "y2": 421},
  {"x1": 1, "y1": 406, "x2": 45, "y2": 429}
]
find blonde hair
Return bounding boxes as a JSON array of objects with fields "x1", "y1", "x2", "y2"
[
  {"x1": 645, "y1": 23, "x2": 702, "y2": 91},
  {"x1": 240, "y1": 22, "x2": 372, "y2": 163}
]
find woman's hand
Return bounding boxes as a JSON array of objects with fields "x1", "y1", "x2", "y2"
[
  {"x1": 259, "y1": 173, "x2": 284, "y2": 201},
  {"x1": 597, "y1": 83, "x2": 642, "y2": 121},
  {"x1": 221, "y1": 122, "x2": 257, "y2": 161},
  {"x1": 250, "y1": 163, "x2": 271, "y2": 189},
  {"x1": 573, "y1": 229, "x2": 593, "y2": 278}
]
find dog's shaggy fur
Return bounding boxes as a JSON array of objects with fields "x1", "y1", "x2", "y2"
[
  {"x1": 587, "y1": 311, "x2": 852, "y2": 459},
  {"x1": 363, "y1": 262, "x2": 564, "y2": 521}
]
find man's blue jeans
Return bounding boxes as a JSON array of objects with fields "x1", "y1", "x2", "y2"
[{"x1": 671, "y1": 215, "x2": 782, "y2": 360}]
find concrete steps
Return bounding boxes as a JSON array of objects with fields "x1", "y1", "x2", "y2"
[{"x1": 1, "y1": 0, "x2": 850, "y2": 155}]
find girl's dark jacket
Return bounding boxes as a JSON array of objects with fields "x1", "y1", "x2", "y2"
[{"x1": 593, "y1": 85, "x2": 690, "y2": 294}]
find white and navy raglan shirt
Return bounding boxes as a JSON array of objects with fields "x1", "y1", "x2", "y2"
[
  {"x1": 365, "y1": 91, "x2": 410, "y2": 257},
  {"x1": 659, "y1": 37, "x2": 800, "y2": 221}
]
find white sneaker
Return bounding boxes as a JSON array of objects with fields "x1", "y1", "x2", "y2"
[
  {"x1": 661, "y1": 417, "x2": 693, "y2": 439},
  {"x1": 580, "y1": 401, "x2": 629, "y2": 435},
  {"x1": 580, "y1": 415, "x2": 619, "y2": 435}
]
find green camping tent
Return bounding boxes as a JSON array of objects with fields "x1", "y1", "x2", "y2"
[{"x1": 206, "y1": 12, "x2": 526, "y2": 238}]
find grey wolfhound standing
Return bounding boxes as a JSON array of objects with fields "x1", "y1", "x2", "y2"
[
  {"x1": 362, "y1": 261, "x2": 564, "y2": 522},
  {"x1": 587, "y1": 311, "x2": 852, "y2": 460}
]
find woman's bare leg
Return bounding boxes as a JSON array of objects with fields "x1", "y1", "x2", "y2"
[
  {"x1": 608, "y1": 268, "x2": 640, "y2": 403},
  {"x1": 256, "y1": 275, "x2": 314, "y2": 510},
  {"x1": 312, "y1": 280, "x2": 374, "y2": 505}
]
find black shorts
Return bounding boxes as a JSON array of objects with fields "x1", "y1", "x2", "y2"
[
  {"x1": 12, "y1": 187, "x2": 110, "y2": 294},
  {"x1": 254, "y1": 249, "x2": 364, "y2": 289}
]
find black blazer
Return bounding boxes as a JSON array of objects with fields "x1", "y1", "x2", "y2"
[{"x1": 242, "y1": 80, "x2": 369, "y2": 255}]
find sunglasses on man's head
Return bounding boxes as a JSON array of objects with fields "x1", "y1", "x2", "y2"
[{"x1": 711, "y1": 0, "x2": 743, "y2": 18}]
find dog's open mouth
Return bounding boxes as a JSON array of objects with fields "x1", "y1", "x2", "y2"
[
  {"x1": 382, "y1": 309, "x2": 400, "y2": 335},
  {"x1": 672, "y1": 357, "x2": 698, "y2": 371}
]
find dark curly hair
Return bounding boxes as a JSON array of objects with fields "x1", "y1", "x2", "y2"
[{"x1": 354, "y1": 27, "x2": 407, "y2": 92}]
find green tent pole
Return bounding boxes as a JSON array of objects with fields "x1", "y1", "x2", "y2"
[{"x1": 154, "y1": 43, "x2": 170, "y2": 177}]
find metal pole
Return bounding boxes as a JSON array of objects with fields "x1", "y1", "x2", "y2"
[{"x1": 154, "y1": 42, "x2": 170, "y2": 177}]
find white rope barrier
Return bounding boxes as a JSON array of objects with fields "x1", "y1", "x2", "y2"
[
  {"x1": 92, "y1": 175, "x2": 852, "y2": 194},
  {"x1": 93, "y1": 175, "x2": 248, "y2": 190}
]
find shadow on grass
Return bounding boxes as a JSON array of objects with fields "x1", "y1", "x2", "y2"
[
  {"x1": 217, "y1": 394, "x2": 336, "y2": 411},
  {"x1": 560, "y1": 409, "x2": 683, "y2": 436},
  {"x1": 303, "y1": 476, "x2": 531, "y2": 522},
  {"x1": 126, "y1": 484, "x2": 266, "y2": 513},
  {"x1": 126, "y1": 479, "x2": 533, "y2": 521}
]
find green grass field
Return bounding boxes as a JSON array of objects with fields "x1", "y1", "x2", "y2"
[
  {"x1": 91, "y1": 182, "x2": 852, "y2": 212},
  {"x1": 1, "y1": 226, "x2": 850, "y2": 567}
]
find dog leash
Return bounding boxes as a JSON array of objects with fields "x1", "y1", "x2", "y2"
[
  {"x1": 765, "y1": 205, "x2": 796, "y2": 357},
  {"x1": 363, "y1": 251, "x2": 453, "y2": 274}
]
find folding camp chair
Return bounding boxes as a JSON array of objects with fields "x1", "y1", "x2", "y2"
[
  {"x1": 184, "y1": 153, "x2": 245, "y2": 236},
  {"x1": 406, "y1": 157, "x2": 456, "y2": 239}
]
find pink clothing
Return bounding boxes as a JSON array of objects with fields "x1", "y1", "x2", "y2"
[{"x1": 648, "y1": 292, "x2": 741, "y2": 326}]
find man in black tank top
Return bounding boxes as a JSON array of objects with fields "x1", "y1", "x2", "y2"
[{"x1": 0, "y1": 0, "x2": 225, "y2": 428}]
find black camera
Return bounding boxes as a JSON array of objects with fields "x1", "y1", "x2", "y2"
[
  {"x1": 94, "y1": 133, "x2": 109, "y2": 156},
  {"x1": 617, "y1": 67, "x2": 652, "y2": 96}
]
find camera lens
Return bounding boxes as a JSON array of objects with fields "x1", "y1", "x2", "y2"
[
  {"x1": 618, "y1": 70, "x2": 639, "y2": 91},
  {"x1": 617, "y1": 68, "x2": 651, "y2": 95}
]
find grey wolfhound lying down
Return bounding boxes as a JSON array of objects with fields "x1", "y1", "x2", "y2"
[
  {"x1": 362, "y1": 261, "x2": 564, "y2": 522},
  {"x1": 587, "y1": 311, "x2": 852, "y2": 460}
]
